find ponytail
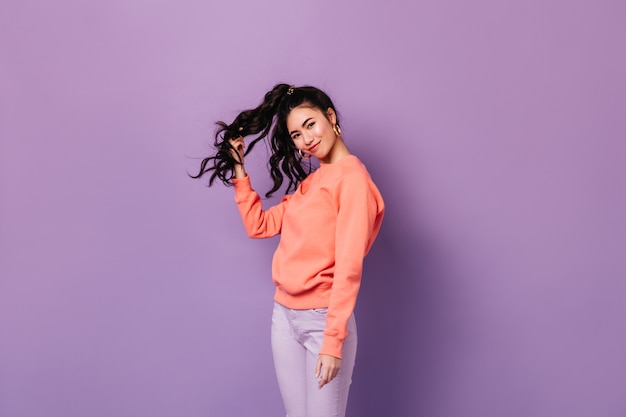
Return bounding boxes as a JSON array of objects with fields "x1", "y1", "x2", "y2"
[{"x1": 191, "y1": 83, "x2": 339, "y2": 198}]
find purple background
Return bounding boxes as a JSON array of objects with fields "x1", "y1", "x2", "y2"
[{"x1": 1, "y1": 1, "x2": 625, "y2": 416}]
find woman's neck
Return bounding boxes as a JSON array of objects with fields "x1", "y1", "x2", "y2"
[{"x1": 319, "y1": 137, "x2": 350, "y2": 165}]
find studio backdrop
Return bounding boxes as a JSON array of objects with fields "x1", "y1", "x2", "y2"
[{"x1": 1, "y1": 1, "x2": 624, "y2": 416}]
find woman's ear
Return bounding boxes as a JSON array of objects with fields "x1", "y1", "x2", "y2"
[{"x1": 326, "y1": 108, "x2": 337, "y2": 125}]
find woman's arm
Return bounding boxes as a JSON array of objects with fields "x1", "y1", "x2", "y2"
[
  {"x1": 233, "y1": 177, "x2": 291, "y2": 238},
  {"x1": 230, "y1": 136, "x2": 247, "y2": 180},
  {"x1": 321, "y1": 168, "x2": 385, "y2": 358},
  {"x1": 230, "y1": 136, "x2": 291, "y2": 238}
]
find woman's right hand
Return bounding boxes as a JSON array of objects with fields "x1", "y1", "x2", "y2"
[{"x1": 229, "y1": 135, "x2": 247, "y2": 179}]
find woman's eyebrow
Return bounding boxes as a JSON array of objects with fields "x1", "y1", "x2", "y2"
[{"x1": 290, "y1": 118, "x2": 314, "y2": 135}]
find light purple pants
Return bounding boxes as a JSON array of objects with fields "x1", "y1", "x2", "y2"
[{"x1": 271, "y1": 302, "x2": 358, "y2": 417}]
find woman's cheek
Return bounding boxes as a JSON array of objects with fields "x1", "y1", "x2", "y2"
[{"x1": 313, "y1": 124, "x2": 327, "y2": 137}]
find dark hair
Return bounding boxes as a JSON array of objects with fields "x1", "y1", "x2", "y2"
[{"x1": 190, "y1": 83, "x2": 340, "y2": 197}]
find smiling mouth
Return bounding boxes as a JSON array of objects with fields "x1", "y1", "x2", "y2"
[{"x1": 308, "y1": 142, "x2": 320, "y2": 152}]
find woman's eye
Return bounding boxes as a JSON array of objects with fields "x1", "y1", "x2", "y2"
[
  {"x1": 292, "y1": 133, "x2": 300, "y2": 140},
  {"x1": 307, "y1": 122, "x2": 315, "y2": 129}
]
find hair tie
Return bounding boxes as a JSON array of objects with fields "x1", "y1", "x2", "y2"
[{"x1": 287, "y1": 85, "x2": 295, "y2": 95}]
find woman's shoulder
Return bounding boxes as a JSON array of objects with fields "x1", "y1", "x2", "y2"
[
  {"x1": 318, "y1": 154, "x2": 366, "y2": 173},
  {"x1": 317, "y1": 155, "x2": 375, "y2": 188},
  {"x1": 337, "y1": 155, "x2": 373, "y2": 179}
]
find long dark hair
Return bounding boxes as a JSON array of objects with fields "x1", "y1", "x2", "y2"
[{"x1": 190, "y1": 83, "x2": 340, "y2": 198}]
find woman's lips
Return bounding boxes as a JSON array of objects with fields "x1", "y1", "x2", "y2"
[{"x1": 308, "y1": 142, "x2": 320, "y2": 152}]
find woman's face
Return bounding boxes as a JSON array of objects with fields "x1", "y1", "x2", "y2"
[{"x1": 286, "y1": 105, "x2": 338, "y2": 164}]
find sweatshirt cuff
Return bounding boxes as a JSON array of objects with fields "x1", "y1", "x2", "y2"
[
  {"x1": 232, "y1": 175, "x2": 252, "y2": 200},
  {"x1": 232, "y1": 174, "x2": 250, "y2": 187},
  {"x1": 320, "y1": 335, "x2": 343, "y2": 359}
]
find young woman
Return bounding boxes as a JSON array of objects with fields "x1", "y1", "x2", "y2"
[{"x1": 193, "y1": 83, "x2": 385, "y2": 417}]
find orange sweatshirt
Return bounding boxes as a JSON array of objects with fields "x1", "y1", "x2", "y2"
[{"x1": 232, "y1": 155, "x2": 385, "y2": 358}]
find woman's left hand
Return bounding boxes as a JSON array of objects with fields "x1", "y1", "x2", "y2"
[{"x1": 316, "y1": 354, "x2": 342, "y2": 389}]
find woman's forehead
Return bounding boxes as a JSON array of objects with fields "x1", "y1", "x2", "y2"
[{"x1": 287, "y1": 106, "x2": 322, "y2": 123}]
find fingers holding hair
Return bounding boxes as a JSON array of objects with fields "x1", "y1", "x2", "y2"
[{"x1": 226, "y1": 127, "x2": 245, "y2": 165}]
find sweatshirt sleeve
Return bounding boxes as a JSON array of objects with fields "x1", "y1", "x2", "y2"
[
  {"x1": 233, "y1": 175, "x2": 292, "y2": 238},
  {"x1": 319, "y1": 169, "x2": 384, "y2": 358}
]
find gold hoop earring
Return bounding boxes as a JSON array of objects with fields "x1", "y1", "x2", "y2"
[
  {"x1": 333, "y1": 124, "x2": 342, "y2": 136},
  {"x1": 298, "y1": 149, "x2": 310, "y2": 160}
]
